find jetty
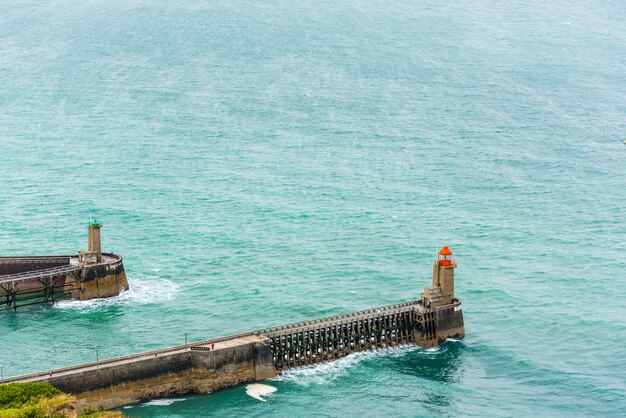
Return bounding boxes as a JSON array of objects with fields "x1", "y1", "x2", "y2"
[
  {"x1": 0, "y1": 221, "x2": 128, "y2": 310},
  {"x1": 0, "y1": 246, "x2": 464, "y2": 412}
]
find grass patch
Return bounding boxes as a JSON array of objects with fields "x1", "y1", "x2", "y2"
[{"x1": 0, "y1": 383, "x2": 61, "y2": 410}]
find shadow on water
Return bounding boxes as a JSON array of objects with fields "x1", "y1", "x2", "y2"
[
  {"x1": 387, "y1": 341, "x2": 467, "y2": 412},
  {"x1": 382, "y1": 340, "x2": 466, "y2": 384},
  {"x1": 31, "y1": 300, "x2": 124, "y2": 317},
  {"x1": 0, "y1": 301, "x2": 127, "y2": 337}
]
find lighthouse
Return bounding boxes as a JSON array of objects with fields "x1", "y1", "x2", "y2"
[
  {"x1": 78, "y1": 220, "x2": 103, "y2": 265},
  {"x1": 87, "y1": 220, "x2": 102, "y2": 262},
  {"x1": 421, "y1": 246, "x2": 457, "y2": 308},
  {"x1": 414, "y1": 245, "x2": 465, "y2": 346}
]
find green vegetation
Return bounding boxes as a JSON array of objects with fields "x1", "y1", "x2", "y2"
[
  {"x1": 0, "y1": 383, "x2": 61, "y2": 410},
  {"x1": 0, "y1": 383, "x2": 122, "y2": 418}
]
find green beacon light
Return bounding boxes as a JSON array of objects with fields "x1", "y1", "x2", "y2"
[{"x1": 89, "y1": 219, "x2": 102, "y2": 227}]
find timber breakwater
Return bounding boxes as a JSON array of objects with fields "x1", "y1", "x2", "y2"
[
  {"x1": 0, "y1": 247, "x2": 464, "y2": 412},
  {"x1": 0, "y1": 221, "x2": 128, "y2": 310}
]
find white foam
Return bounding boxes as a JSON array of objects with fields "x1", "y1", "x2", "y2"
[
  {"x1": 245, "y1": 383, "x2": 277, "y2": 402},
  {"x1": 141, "y1": 398, "x2": 187, "y2": 407},
  {"x1": 53, "y1": 275, "x2": 180, "y2": 311},
  {"x1": 274, "y1": 345, "x2": 419, "y2": 386}
]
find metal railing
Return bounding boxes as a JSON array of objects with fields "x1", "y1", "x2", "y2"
[
  {"x1": 256, "y1": 300, "x2": 418, "y2": 337},
  {"x1": 0, "y1": 265, "x2": 82, "y2": 286}
]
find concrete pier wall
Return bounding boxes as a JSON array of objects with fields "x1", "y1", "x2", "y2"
[
  {"x1": 69, "y1": 257, "x2": 129, "y2": 300},
  {"x1": 1, "y1": 335, "x2": 276, "y2": 413},
  {"x1": 414, "y1": 301, "x2": 464, "y2": 347},
  {"x1": 433, "y1": 304, "x2": 465, "y2": 341}
]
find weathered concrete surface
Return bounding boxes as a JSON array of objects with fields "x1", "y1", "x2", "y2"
[
  {"x1": 413, "y1": 301, "x2": 465, "y2": 348},
  {"x1": 68, "y1": 255, "x2": 129, "y2": 300},
  {"x1": 433, "y1": 305, "x2": 465, "y2": 340}
]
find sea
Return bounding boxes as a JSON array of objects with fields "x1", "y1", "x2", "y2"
[{"x1": 1, "y1": 0, "x2": 625, "y2": 416}]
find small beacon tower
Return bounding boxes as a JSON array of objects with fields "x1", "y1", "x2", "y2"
[
  {"x1": 79, "y1": 220, "x2": 103, "y2": 265},
  {"x1": 415, "y1": 245, "x2": 465, "y2": 346},
  {"x1": 421, "y1": 245, "x2": 457, "y2": 308}
]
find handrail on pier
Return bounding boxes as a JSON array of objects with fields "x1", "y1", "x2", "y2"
[{"x1": 0, "y1": 265, "x2": 82, "y2": 286}]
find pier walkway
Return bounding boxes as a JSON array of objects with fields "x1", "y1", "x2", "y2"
[
  {"x1": 0, "y1": 299, "x2": 428, "y2": 383},
  {"x1": 0, "y1": 264, "x2": 81, "y2": 287},
  {"x1": 0, "y1": 331, "x2": 262, "y2": 384}
]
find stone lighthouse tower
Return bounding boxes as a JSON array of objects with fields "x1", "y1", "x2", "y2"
[
  {"x1": 87, "y1": 220, "x2": 102, "y2": 262},
  {"x1": 78, "y1": 219, "x2": 103, "y2": 265},
  {"x1": 415, "y1": 245, "x2": 465, "y2": 346},
  {"x1": 421, "y1": 245, "x2": 457, "y2": 308}
]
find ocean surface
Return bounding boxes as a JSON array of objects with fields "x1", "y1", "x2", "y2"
[{"x1": 1, "y1": 0, "x2": 625, "y2": 416}]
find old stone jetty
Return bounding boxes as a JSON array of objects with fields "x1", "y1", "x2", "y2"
[
  {"x1": 0, "y1": 246, "x2": 464, "y2": 412},
  {"x1": 0, "y1": 221, "x2": 128, "y2": 310}
]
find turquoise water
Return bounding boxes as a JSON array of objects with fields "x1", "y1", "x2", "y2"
[{"x1": 1, "y1": 0, "x2": 625, "y2": 416}]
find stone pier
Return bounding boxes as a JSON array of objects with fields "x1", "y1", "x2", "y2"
[{"x1": 0, "y1": 246, "x2": 465, "y2": 412}]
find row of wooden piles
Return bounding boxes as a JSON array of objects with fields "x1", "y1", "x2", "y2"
[{"x1": 267, "y1": 309, "x2": 424, "y2": 370}]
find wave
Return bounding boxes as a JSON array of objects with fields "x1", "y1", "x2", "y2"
[
  {"x1": 141, "y1": 398, "x2": 187, "y2": 407},
  {"x1": 273, "y1": 345, "x2": 423, "y2": 386},
  {"x1": 52, "y1": 275, "x2": 180, "y2": 311}
]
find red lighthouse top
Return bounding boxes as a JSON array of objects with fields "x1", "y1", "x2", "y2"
[{"x1": 438, "y1": 246, "x2": 453, "y2": 266}]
